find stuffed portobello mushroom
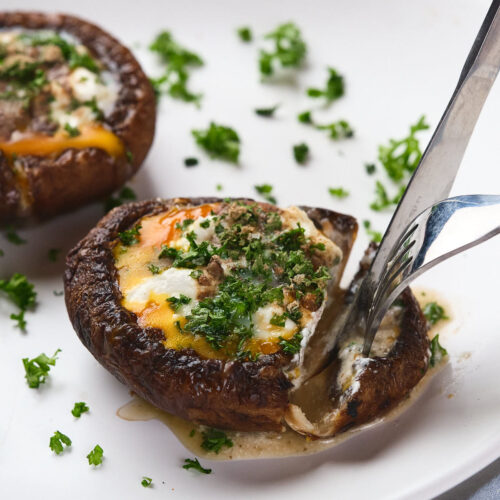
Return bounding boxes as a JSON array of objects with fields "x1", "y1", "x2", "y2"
[
  {"x1": 0, "y1": 12, "x2": 155, "y2": 223},
  {"x1": 64, "y1": 198, "x2": 430, "y2": 436}
]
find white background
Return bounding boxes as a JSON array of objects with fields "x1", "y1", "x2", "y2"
[{"x1": 0, "y1": 0, "x2": 499, "y2": 499}]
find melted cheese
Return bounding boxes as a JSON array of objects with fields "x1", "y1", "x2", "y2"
[{"x1": 0, "y1": 125, "x2": 124, "y2": 158}]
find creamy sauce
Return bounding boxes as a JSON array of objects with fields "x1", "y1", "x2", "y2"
[
  {"x1": 414, "y1": 287, "x2": 453, "y2": 338},
  {"x1": 117, "y1": 360, "x2": 446, "y2": 461}
]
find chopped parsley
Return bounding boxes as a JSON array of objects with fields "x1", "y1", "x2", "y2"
[
  {"x1": 423, "y1": 302, "x2": 449, "y2": 325},
  {"x1": 293, "y1": 142, "x2": 309, "y2": 164},
  {"x1": 183, "y1": 458, "x2": 212, "y2": 474},
  {"x1": 87, "y1": 445, "x2": 104, "y2": 466},
  {"x1": 148, "y1": 264, "x2": 161, "y2": 275},
  {"x1": 5, "y1": 225, "x2": 26, "y2": 245},
  {"x1": 307, "y1": 67, "x2": 344, "y2": 103},
  {"x1": 328, "y1": 187, "x2": 349, "y2": 199},
  {"x1": 237, "y1": 26, "x2": 253, "y2": 42},
  {"x1": 22, "y1": 349, "x2": 61, "y2": 388},
  {"x1": 190, "y1": 270, "x2": 203, "y2": 279},
  {"x1": 297, "y1": 110, "x2": 313, "y2": 124},
  {"x1": 430, "y1": 334, "x2": 448, "y2": 367},
  {"x1": 49, "y1": 431, "x2": 72, "y2": 455},
  {"x1": 0, "y1": 273, "x2": 37, "y2": 330},
  {"x1": 71, "y1": 402, "x2": 89, "y2": 418},
  {"x1": 177, "y1": 204, "x2": 330, "y2": 357},
  {"x1": 167, "y1": 294, "x2": 192, "y2": 312},
  {"x1": 278, "y1": 332, "x2": 303, "y2": 355},
  {"x1": 192, "y1": 122, "x2": 240, "y2": 163},
  {"x1": 365, "y1": 163, "x2": 376, "y2": 175},
  {"x1": 363, "y1": 220, "x2": 382, "y2": 243},
  {"x1": 63, "y1": 123, "x2": 81, "y2": 137},
  {"x1": 48, "y1": 248, "x2": 61, "y2": 262},
  {"x1": 316, "y1": 120, "x2": 354, "y2": 140},
  {"x1": 255, "y1": 104, "x2": 279, "y2": 117},
  {"x1": 254, "y1": 184, "x2": 277, "y2": 204},
  {"x1": 378, "y1": 115, "x2": 429, "y2": 182},
  {"x1": 370, "y1": 181, "x2": 405, "y2": 211},
  {"x1": 118, "y1": 225, "x2": 142, "y2": 246},
  {"x1": 259, "y1": 22, "x2": 307, "y2": 77},
  {"x1": 176, "y1": 218, "x2": 194, "y2": 230},
  {"x1": 201, "y1": 428, "x2": 233, "y2": 454},
  {"x1": 104, "y1": 186, "x2": 137, "y2": 212},
  {"x1": 23, "y1": 32, "x2": 100, "y2": 73},
  {"x1": 126, "y1": 150, "x2": 134, "y2": 163},
  {"x1": 216, "y1": 183, "x2": 223, "y2": 191},
  {"x1": 149, "y1": 31, "x2": 203, "y2": 105},
  {"x1": 184, "y1": 157, "x2": 199, "y2": 167},
  {"x1": 141, "y1": 477, "x2": 153, "y2": 488}
]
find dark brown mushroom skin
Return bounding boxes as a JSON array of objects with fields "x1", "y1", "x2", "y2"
[
  {"x1": 330, "y1": 244, "x2": 430, "y2": 435},
  {"x1": 64, "y1": 197, "x2": 358, "y2": 432},
  {"x1": 0, "y1": 12, "x2": 156, "y2": 223}
]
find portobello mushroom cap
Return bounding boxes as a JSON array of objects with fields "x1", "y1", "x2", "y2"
[
  {"x1": 64, "y1": 198, "x2": 430, "y2": 435},
  {"x1": 0, "y1": 12, "x2": 156, "y2": 223}
]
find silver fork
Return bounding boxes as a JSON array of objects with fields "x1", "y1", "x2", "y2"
[{"x1": 339, "y1": 0, "x2": 500, "y2": 356}]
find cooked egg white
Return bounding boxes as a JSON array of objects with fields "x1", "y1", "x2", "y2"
[{"x1": 123, "y1": 268, "x2": 198, "y2": 314}]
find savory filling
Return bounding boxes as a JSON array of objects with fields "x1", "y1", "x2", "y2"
[
  {"x1": 0, "y1": 29, "x2": 122, "y2": 158},
  {"x1": 114, "y1": 201, "x2": 343, "y2": 363}
]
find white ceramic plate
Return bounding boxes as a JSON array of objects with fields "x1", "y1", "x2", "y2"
[{"x1": 1, "y1": 0, "x2": 499, "y2": 498}]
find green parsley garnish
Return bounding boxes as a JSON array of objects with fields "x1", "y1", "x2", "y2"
[
  {"x1": 370, "y1": 181, "x2": 405, "y2": 211},
  {"x1": 237, "y1": 26, "x2": 253, "y2": 42},
  {"x1": 87, "y1": 445, "x2": 104, "y2": 466},
  {"x1": 189, "y1": 429, "x2": 196, "y2": 437},
  {"x1": 201, "y1": 428, "x2": 233, "y2": 454},
  {"x1": 297, "y1": 110, "x2": 313, "y2": 124},
  {"x1": 316, "y1": 120, "x2": 354, "y2": 140},
  {"x1": 378, "y1": 115, "x2": 429, "y2": 182},
  {"x1": 126, "y1": 150, "x2": 134, "y2": 163},
  {"x1": 363, "y1": 220, "x2": 382, "y2": 243},
  {"x1": 104, "y1": 186, "x2": 137, "y2": 212},
  {"x1": 22, "y1": 349, "x2": 61, "y2": 388},
  {"x1": 141, "y1": 477, "x2": 153, "y2": 488},
  {"x1": 365, "y1": 163, "x2": 376, "y2": 175},
  {"x1": 216, "y1": 183, "x2": 223, "y2": 191},
  {"x1": 192, "y1": 122, "x2": 240, "y2": 163},
  {"x1": 278, "y1": 332, "x2": 303, "y2": 355},
  {"x1": 118, "y1": 225, "x2": 142, "y2": 246},
  {"x1": 148, "y1": 264, "x2": 161, "y2": 275},
  {"x1": 254, "y1": 184, "x2": 277, "y2": 204},
  {"x1": 0, "y1": 273, "x2": 37, "y2": 330},
  {"x1": 149, "y1": 31, "x2": 203, "y2": 105},
  {"x1": 49, "y1": 431, "x2": 72, "y2": 455},
  {"x1": 190, "y1": 270, "x2": 203, "y2": 279},
  {"x1": 293, "y1": 142, "x2": 309, "y2": 164},
  {"x1": 176, "y1": 219, "x2": 194, "y2": 231},
  {"x1": 23, "y1": 32, "x2": 100, "y2": 73},
  {"x1": 183, "y1": 458, "x2": 212, "y2": 474},
  {"x1": 63, "y1": 123, "x2": 80, "y2": 137},
  {"x1": 5, "y1": 225, "x2": 26, "y2": 245},
  {"x1": 0, "y1": 249, "x2": 4, "y2": 257},
  {"x1": 48, "y1": 248, "x2": 61, "y2": 262},
  {"x1": 429, "y1": 334, "x2": 448, "y2": 367},
  {"x1": 259, "y1": 22, "x2": 306, "y2": 77},
  {"x1": 167, "y1": 294, "x2": 192, "y2": 312},
  {"x1": 328, "y1": 187, "x2": 349, "y2": 199},
  {"x1": 423, "y1": 302, "x2": 449, "y2": 325},
  {"x1": 71, "y1": 401, "x2": 89, "y2": 418},
  {"x1": 255, "y1": 104, "x2": 279, "y2": 117},
  {"x1": 307, "y1": 67, "x2": 344, "y2": 103},
  {"x1": 184, "y1": 157, "x2": 199, "y2": 167}
]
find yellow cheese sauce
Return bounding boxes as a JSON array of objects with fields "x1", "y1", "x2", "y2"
[{"x1": 0, "y1": 125, "x2": 124, "y2": 159}]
